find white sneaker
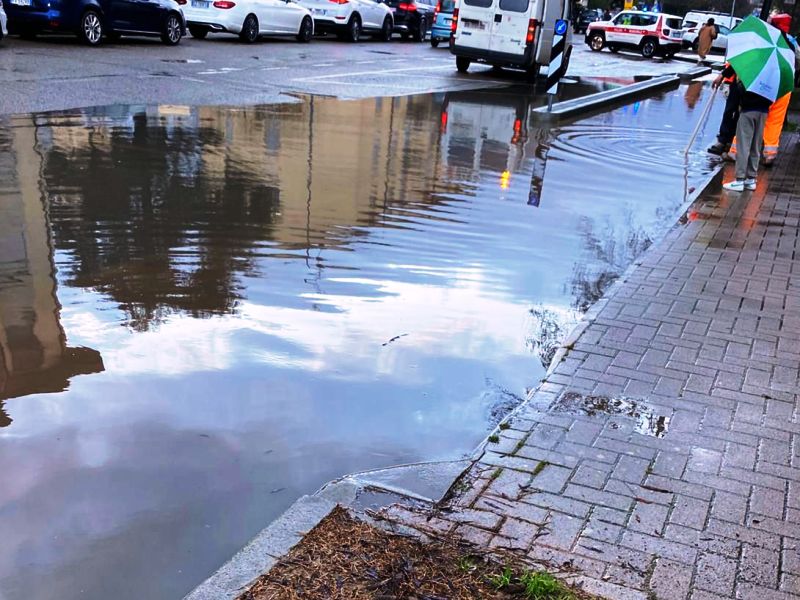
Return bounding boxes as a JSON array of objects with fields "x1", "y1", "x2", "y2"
[
  {"x1": 723, "y1": 180, "x2": 745, "y2": 192},
  {"x1": 744, "y1": 179, "x2": 757, "y2": 190}
]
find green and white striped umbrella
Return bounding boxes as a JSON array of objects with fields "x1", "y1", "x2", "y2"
[{"x1": 727, "y1": 15, "x2": 796, "y2": 102}]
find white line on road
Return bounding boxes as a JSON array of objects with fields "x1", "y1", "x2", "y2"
[
  {"x1": 312, "y1": 63, "x2": 335, "y2": 67},
  {"x1": 294, "y1": 64, "x2": 452, "y2": 81}
]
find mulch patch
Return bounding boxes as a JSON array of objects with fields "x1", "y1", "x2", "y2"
[{"x1": 240, "y1": 506, "x2": 600, "y2": 600}]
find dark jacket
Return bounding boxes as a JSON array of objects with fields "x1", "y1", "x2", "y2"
[{"x1": 720, "y1": 64, "x2": 773, "y2": 113}]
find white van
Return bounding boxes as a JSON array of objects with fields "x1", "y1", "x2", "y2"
[
  {"x1": 682, "y1": 11, "x2": 741, "y2": 31},
  {"x1": 450, "y1": 0, "x2": 572, "y2": 80}
]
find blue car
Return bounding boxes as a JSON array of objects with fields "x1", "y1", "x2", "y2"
[
  {"x1": 6, "y1": 0, "x2": 185, "y2": 45},
  {"x1": 429, "y1": 0, "x2": 453, "y2": 47}
]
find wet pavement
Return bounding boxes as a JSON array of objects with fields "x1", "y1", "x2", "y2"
[
  {"x1": 0, "y1": 81, "x2": 722, "y2": 600},
  {"x1": 0, "y1": 36, "x2": 698, "y2": 114},
  {"x1": 379, "y1": 128, "x2": 800, "y2": 599}
]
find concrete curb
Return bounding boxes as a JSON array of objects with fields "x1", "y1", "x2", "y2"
[{"x1": 535, "y1": 66, "x2": 710, "y2": 119}]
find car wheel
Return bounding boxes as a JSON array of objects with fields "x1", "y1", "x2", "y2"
[
  {"x1": 161, "y1": 13, "x2": 182, "y2": 45},
  {"x1": 296, "y1": 16, "x2": 313, "y2": 42},
  {"x1": 456, "y1": 56, "x2": 470, "y2": 73},
  {"x1": 378, "y1": 15, "x2": 392, "y2": 41},
  {"x1": 345, "y1": 15, "x2": 361, "y2": 42},
  {"x1": 189, "y1": 25, "x2": 209, "y2": 39},
  {"x1": 640, "y1": 38, "x2": 657, "y2": 58},
  {"x1": 239, "y1": 14, "x2": 259, "y2": 43},
  {"x1": 413, "y1": 17, "x2": 427, "y2": 42},
  {"x1": 607, "y1": 43, "x2": 619, "y2": 53},
  {"x1": 588, "y1": 32, "x2": 604, "y2": 51},
  {"x1": 79, "y1": 10, "x2": 103, "y2": 46},
  {"x1": 430, "y1": 37, "x2": 439, "y2": 47},
  {"x1": 691, "y1": 39, "x2": 699, "y2": 53}
]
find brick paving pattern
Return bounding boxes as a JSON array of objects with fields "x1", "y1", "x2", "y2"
[{"x1": 380, "y1": 131, "x2": 800, "y2": 599}]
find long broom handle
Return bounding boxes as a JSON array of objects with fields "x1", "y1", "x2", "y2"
[{"x1": 684, "y1": 85, "x2": 720, "y2": 156}]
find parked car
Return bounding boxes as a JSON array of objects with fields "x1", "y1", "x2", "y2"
[
  {"x1": 682, "y1": 22, "x2": 729, "y2": 53},
  {"x1": 5, "y1": 0, "x2": 185, "y2": 45},
  {"x1": 573, "y1": 7, "x2": 602, "y2": 34},
  {"x1": 297, "y1": 0, "x2": 392, "y2": 41},
  {"x1": 183, "y1": 0, "x2": 313, "y2": 42},
  {"x1": 586, "y1": 10, "x2": 683, "y2": 58},
  {"x1": 0, "y1": 0, "x2": 7, "y2": 42},
  {"x1": 681, "y1": 10, "x2": 740, "y2": 31},
  {"x1": 429, "y1": 0, "x2": 453, "y2": 46},
  {"x1": 450, "y1": 0, "x2": 573, "y2": 80},
  {"x1": 385, "y1": 0, "x2": 433, "y2": 41}
]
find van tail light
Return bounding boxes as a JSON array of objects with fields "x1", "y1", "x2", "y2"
[
  {"x1": 526, "y1": 18, "x2": 537, "y2": 45},
  {"x1": 398, "y1": 2, "x2": 416, "y2": 10},
  {"x1": 434, "y1": 0, "x2": 440, "y2": 16},
  {"x1": 451, "y1": 7, "x2": 458, "y2": 34},
  {"x1": 176, "y1": 0, "x2": 187, "y2": 4},
  {"x1": 213, "y1": 1, "x2": 235, "y2": 7},
  {"x1": 328, "y1": 0, "x2": 349, "y2": 4}
]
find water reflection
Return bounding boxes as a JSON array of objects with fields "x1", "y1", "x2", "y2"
[{"x1": 0, "y1": 82, "x2": 722, "y2": 600}]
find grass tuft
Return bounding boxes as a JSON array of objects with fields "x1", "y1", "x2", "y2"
[
  {"x1": 520, "y1": 570, "x2": 576, "y2": 600},
  {"x1": 487, "y1": 434, "x2": 500, "y2": 444},
  {"x1": 532, "y1": 460, "x2": 549, "y2": 477}
]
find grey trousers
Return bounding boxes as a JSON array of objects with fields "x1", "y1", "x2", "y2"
[{"x1": 735, "y1": 110, "x2": 767, "y2": 181}]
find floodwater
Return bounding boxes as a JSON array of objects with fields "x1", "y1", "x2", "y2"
[{"x1": 0, "y1": 80, "x2": 721, "y2": 600}]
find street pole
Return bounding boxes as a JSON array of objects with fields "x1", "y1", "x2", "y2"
[{"x1": 729, "y1": 0, "x2": 735, "y2": 20}]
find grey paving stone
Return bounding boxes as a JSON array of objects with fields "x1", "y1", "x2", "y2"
[
  {"x1": 739, "y1": 544, "x2": 780, "y2": 588},
  {"x1": 694, "y1": 552, "x2": 737, "y2": 596}
]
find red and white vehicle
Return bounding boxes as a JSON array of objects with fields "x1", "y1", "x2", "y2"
[{"x1": 585, "y1": 10, "x2": 683, "y2": 59}]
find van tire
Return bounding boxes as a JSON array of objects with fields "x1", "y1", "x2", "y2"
[
  {"x1": 640, "y1": 37, "x2": 657, "y2": 58},
  {"x1": 588, "y1": 32, "x2": 604, "y2": 51},
  {"x1": 456, "y1": 56, "x2": 470, "y2": 73},
  {"x1": 345, "y1": 15, "x2": 361, "y2": 42},
  {"x1": 431, "y1": 38, "x2": 439, "y2": 47}
]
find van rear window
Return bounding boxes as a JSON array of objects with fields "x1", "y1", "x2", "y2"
[
  {"x1": 499, "y1": 0, "x2": 528, "y2": 12},
  {"x1": 463, "y1": 0, "x2": 493, "y2": 8},
  {"x1": 440, "y1": 0, "x2": 456, "y2": 10}
]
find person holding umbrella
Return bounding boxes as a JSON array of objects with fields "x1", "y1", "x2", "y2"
[{"x1": 713, "y1": 16, "x2": 796, "y2": 192}]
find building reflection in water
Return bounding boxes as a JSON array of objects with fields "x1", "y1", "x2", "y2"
[{"x1": 0, "y1": 122, "x2": 104, "y2": 426}]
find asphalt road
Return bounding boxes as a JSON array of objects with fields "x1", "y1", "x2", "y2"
[{"x1": 0, "y1": 33, "x2": 696, "y2": 114}]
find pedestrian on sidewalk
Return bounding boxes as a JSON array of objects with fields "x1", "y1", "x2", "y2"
[
  {"x1": 714, "y1": 63, "x2": 772, "y2": 192},
  {"x1": 722, "y1": 15, "x2": 798, "y2": 165},
  {"x1": 707, "y1": 64, "x2": 741, "y2": 156},
  {"x1": 697, "y1": 18, "x2": 718, "y2": 64}
]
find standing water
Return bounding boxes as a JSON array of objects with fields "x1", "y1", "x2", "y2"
[{"x1": 0, "y1": 81, "x2": 721, "y2": 600}]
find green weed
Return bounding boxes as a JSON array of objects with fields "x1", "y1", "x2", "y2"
[
  {"x1": 532, "y1": 460, "x2": 549, "y2": 477},
  {"x1": 487, "y1": 434, "x2": 500, "y2": 444},
  {"x1": 490, "y1": 467, "x2": 504, "y2": 482},
  {"x1": 489, "y1": 566, "x2": 514, "y2": 590},
  {"x1": 499, "y1": 422, "x2": 511, "y2": 430},
  {"x1": 520, "y1": 570, "x2": 575, "y2": 600}
]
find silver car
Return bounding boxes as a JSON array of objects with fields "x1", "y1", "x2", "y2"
[{"x1": 0, "y1": 0, "x2": 7, "y2": 42}]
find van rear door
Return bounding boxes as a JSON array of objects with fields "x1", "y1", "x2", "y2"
[
  {"x1": 488, "y1": 0, "x2": 531, "y2": 59},
  {"x1": 454, "y1": 0, "x2": 495, "y2": 51}
]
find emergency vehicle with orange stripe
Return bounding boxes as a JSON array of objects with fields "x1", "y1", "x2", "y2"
[{"x1": 585, "y1": 10, "x2": 684, "y2": 59}]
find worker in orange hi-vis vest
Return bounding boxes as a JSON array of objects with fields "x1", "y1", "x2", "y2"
[{"x1": 725, "y1": 14, "x2": 797, "y2": 167}]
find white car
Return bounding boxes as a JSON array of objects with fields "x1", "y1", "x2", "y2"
[
  {"x1": 296, "y1": 0, "x2": 393, "y2": 42},
  {"x1": 0, "y1": 0, "x2": 7, "y2": 42},
  {"x1": 586, "y1": 11, "x2": 683, "y2": 59},
  {"x1": 182, "y1": 0, "x2": 314, "y2": 43},
  {"x1": 682, "y1": 23, "x2": 729, "y2": 54}
]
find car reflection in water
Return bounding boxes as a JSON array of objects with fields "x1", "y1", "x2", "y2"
[{"x1": 0, "y1": 81, "x2": 722, "y2": 600}]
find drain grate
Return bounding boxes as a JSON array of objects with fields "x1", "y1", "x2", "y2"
[{"x1": 552, "y1": 391, "x2": 670, "y2": 438}]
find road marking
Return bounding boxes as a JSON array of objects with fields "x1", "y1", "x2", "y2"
[
  {"x1": 294, "y1": 64, "x2": 452, "y2": 81},
  {"x1": 261, "y1": 66, "x2": 287, "y2": 71},
  {"x1": 312, "y1": 63, "x2": 335, "y2": 67}
]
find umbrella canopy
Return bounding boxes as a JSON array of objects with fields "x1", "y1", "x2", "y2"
[{"x1": 727, "y1": 16, "x2": 796, "y2": 102}]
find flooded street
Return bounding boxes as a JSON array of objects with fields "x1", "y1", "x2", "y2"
[{"x1": 0, "y1": 81, "x2": 722, "y2": 600}]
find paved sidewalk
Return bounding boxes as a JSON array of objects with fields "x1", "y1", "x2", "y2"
[{"x1": 380, "y1": 130, "x2": 800, "y2": 599}]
